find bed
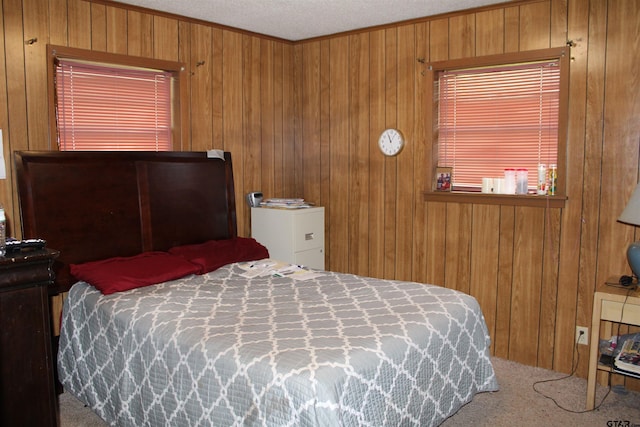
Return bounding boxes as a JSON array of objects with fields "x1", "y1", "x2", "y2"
[{"x1": 15, "y1": 151, "x2": 498, "y2": 427}]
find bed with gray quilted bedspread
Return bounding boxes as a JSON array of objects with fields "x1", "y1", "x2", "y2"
[{"x1": 58, "y1": 261, "x2": 498, "y2": 426}]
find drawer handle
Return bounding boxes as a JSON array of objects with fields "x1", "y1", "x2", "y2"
[{"x1": 305, "y1": 232, "x2": 314, "y2": 241}]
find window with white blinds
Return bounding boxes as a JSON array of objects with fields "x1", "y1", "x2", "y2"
[
  {"x1": 434, "y1": 50, "x2": 567, "y2": 192},
  {"x1": 54, "y1": 59, "x2": 173, "y2": 151}
]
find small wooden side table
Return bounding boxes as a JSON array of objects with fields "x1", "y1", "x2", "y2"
[{"x1": 586, "y1": 280, "x2": 640, "y2": 410}]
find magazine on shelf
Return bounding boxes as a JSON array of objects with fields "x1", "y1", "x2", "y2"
[
  {"x1": 613, "y1": 367, "x2": 640, "y2": 379},
  {"x1": 614, "y1": 335, "x2": 640, "y2": 374}
]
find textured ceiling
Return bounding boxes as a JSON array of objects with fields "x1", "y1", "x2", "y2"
[{"x1": 114, "y1": 0, "x2": 511, "y2": 41}]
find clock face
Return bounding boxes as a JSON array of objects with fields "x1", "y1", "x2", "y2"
[{"x1": 378, "y1": 128, "x2": 405, "y2": 156}]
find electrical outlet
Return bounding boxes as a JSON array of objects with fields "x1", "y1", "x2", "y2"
[{"x1": 576, "y1": 326, "x2": 588, "y2": 345}]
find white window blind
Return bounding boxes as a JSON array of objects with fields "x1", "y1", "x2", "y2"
[
  {"x1": 55, "y1": 60, "x2": 172, "y2": 151},
  {"x1": 436, "y1": 60, "x2": 560, "y2": 190}
]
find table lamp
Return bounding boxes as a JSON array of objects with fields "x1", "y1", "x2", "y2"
[{"x1": 619, "y1": 182, "x2": 640, "y2": 279}]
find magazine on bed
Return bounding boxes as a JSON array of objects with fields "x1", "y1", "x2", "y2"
[{"x1": 614, "y1": 335, "x2": 640, "y2": 375}]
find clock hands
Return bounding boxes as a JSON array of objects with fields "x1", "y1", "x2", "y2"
[{"x1": 379, "y1": 128, "x2": 403, "y2": 156}]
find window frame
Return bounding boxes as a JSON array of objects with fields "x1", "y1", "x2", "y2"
[
  {"x1": 424, "y1": 47, "x2": 569, "y2": 208},
  {"x1": 47, "y1": 45, "x2": 187, "y2": 152}
]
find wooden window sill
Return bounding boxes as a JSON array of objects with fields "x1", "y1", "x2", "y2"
[{"x1": 423, "y1": 191, "x2": 566, "y2": 208}]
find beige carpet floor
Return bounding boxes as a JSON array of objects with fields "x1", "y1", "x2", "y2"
[{"x1": 60, "y1": 357, "x2": 640, "y2": 426}]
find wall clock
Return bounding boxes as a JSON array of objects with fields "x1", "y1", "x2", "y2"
[{"x1": 378, "y1": 128, "x2": 405, "y2": 156}]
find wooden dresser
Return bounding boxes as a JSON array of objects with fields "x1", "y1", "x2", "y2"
[{"x1": 0, "y1": 248, "x2": 59, "y2": 426}]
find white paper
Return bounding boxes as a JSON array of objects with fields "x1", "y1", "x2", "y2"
[{"x1": 238, "y1": 259, "x2": 325, "y2": 281}]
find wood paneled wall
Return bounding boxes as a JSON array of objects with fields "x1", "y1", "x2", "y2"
[
  {"x1": 294, "y1": 0, "x2": 640, "y2": 384},
  {"x1": 0, "y1": 0, "x2": 296, "y2": 239},
  {"x1": 1, "y1": 0, "x2": 639, "y2": 385}
]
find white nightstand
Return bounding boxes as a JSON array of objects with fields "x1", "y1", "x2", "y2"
[{"x1": 251, "y1": 206, "x2": 325, "y2": 269}]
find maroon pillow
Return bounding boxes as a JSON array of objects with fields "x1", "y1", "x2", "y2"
[
  {"x1": 169, "y1": 237, "x2": 269, "y2": 274},
  {"x1": 70, "y1": 252, "x2": 201, "y2": 295}
]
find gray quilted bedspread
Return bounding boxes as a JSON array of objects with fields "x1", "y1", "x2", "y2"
[{"x1": 58, "y1": 262, "x2": 498, "y2": 426}]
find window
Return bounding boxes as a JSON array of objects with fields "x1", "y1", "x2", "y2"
[
  {"x1": 48, "y1": 45, "x2": 185, "y2": 151},
  {"x1": 430, "y1": 48, "x2": 569, "y2": 196}
]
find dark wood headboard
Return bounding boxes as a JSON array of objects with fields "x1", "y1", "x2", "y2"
[{"x1": 15, "y1": 151, "x2": 237, "y2": 293}]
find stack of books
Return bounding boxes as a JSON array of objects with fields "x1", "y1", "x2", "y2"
[
  {"x1": 259, "y1": 198, "x2": 314, "y2": 209},
  {"x1": 614, "y1": 334, "x2": 640, "y2": 378}
]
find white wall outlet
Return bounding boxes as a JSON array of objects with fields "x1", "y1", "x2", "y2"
[{"x1": 576, "y1": 326, "x2": 588, "y2": 345}]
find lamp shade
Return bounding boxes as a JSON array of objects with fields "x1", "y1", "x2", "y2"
[{"x1": 619, "y1": 182, "x2": 640, "y2": 226}]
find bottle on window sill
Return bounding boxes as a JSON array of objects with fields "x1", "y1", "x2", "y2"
[{"x1": 516, "y1": 168, "x2": 528, "y2": 195}]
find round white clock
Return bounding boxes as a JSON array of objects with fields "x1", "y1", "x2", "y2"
[{"x1": 378, "y1": 128, "x2": 405, "y2": 156}]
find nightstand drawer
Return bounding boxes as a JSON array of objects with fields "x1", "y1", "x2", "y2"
[{"x1": 601, "y1": 299, "x2": 640, "y2": 323}]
